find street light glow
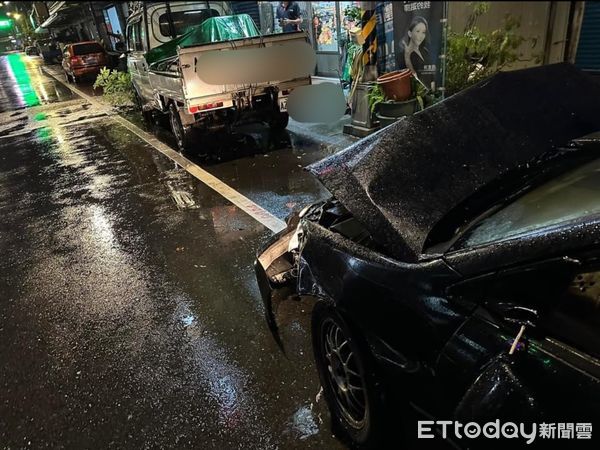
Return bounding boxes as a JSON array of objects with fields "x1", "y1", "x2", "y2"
[{"x1": 13, "y1": 12, "x2": 20, "y2": 19}]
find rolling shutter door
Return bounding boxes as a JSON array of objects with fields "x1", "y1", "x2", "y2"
[{"x1": 575, "y1": 2, "x2": 600, "y2": 72}]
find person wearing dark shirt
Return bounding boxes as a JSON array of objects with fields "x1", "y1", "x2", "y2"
[{"x1": 276, "y1": 1, "x2": 302, "y2": 33}]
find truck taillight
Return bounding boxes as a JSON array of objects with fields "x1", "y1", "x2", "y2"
[
  {"x1": 189, "y1": 102, "x2": 224, "y2": 114},
  {"x1": 70, "y1": 56, "x2": 82, "y2": 65}
]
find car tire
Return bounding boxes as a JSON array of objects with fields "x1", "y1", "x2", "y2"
[
  {"x1": 269, "y1": 112, "x2": 289, "y2": 131},
  {"x1": 311, "y1": 301, "x2": 387, "y2": 449},
  {"x1": 168, "y1": 103, "x2": 195, "y2": 153}
]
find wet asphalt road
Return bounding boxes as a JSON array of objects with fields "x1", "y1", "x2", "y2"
[{"x1": 0, "y1": 53, "x2": 345, "y2": 449}]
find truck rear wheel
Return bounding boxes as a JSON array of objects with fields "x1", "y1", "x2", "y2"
[
  {"x1": 169, "y1": 103, "x2": 194, "y2": 152},
  {"x1": 269, "y1": 112, "x2": 289, "y2": 131}
]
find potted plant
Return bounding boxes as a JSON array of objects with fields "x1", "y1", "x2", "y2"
[
  {"x1": 376, "y1": 69, "x2": 412, "y2": 101},
  {"x1": 368, "y1": 74, "x2": 423, "y2": 128}
]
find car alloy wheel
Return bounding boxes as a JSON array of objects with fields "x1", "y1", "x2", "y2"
[
  {"x1": 311, "y1": 302, "x2": 387, "y2": 448},
  {"x1": 321, "y1": 317, "x2": 367, "y2": 428}
]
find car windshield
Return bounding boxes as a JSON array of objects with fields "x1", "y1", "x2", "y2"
[
  {"x1": 73, "y1": 43, "x2": 104, "y2": 55},
  {"x1": 159, "y1": 9, "x2": 220, "y2": 37},
  {"x1": 458, "y1": 157, "x2": 600, "y2": 248}
]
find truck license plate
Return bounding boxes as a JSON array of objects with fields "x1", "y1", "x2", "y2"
[{"x1": 279, "y1": 97, "x2": 288, "y2": 112}]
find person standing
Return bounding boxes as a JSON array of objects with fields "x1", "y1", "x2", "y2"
[{"x1": 276, "y1": 1, "x2": 302, "y2": 33}]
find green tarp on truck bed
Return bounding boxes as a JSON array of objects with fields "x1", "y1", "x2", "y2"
[{"x1": 146, "y1": 14, "x2": 260, "y2": 66}]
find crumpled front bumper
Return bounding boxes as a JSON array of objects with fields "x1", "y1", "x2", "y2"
[{"x1": 254, "y1": 212, "x2": 302, "y2": 332}]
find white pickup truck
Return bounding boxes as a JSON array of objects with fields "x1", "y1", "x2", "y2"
[{"x1": 125, "y1": 1, "x2": 312, "y2": 151}]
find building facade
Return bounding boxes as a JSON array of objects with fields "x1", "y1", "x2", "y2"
[
  {"x1": 29, "y1": 1, "x2": 128, "y2": 52},
  {"x1": 23, "y1": 1, "x2": 600, "y2": 81}
]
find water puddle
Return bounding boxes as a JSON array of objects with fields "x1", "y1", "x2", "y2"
[{"x1": 0, "y1": 99, "x2": 109, "y2": 139}]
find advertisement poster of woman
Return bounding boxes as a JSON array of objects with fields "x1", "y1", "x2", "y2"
[
  {"x1": 392, "y1": 1, "x2": 444, "y2": 91},
  {"x1": 403, "y1": 16, "x2": 430, "y2": 77}
]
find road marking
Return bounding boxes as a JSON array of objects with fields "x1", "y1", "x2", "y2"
[{"x1": 42, "y1": 66, "x2": 287, "y2": 234}]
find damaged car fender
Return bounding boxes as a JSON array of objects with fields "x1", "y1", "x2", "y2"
[{"x1": 297, "y1": 219, "x2": 471, "y2": 373}]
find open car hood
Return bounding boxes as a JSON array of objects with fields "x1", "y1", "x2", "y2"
[{"x1": 308, "y1": 63, "x2": 600, "y2": 262}]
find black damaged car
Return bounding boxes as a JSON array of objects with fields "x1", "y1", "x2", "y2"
[{"x1": 255, "y1": 64, "x2": 600, "y2": 448}]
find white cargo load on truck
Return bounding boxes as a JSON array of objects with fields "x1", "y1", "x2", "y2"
[{"x1": 152, "y1": 31, "x2": 311, "y2": 115}]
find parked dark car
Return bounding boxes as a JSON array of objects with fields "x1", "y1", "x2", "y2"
[
  {"x1": 38, "y1": 38, "x2": 62, "y2": 64},
  {"x1": 255, "y1": 63, "x2": 600, "y2": 448},
  {"x1": 61, "y1": 41, "x2": 107, "y2": 83}
]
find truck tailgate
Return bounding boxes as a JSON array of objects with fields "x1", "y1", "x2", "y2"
[{"x1": 178, "y1": 32, "x2": 313, "y2": 107}]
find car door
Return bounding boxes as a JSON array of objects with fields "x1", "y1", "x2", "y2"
[
  {"x1": 431, "y1": 157, "x2": 600, "y2": 425},
  {"x1": 440, "y1": 255, "x2": 599, "y2": 426},
  {"x1": 126, "y1": 21, "x2": 139, "y2": 85},
  {"x1": 127, "y1": 18, "x2": 151, "y2": 101},
  {"x1": 428, "y1": 207, "x2": 600, "y2": 428}
]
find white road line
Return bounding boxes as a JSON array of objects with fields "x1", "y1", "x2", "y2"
[{"x1": 42, "y1": 66, "x2": 287, "y2": 234}]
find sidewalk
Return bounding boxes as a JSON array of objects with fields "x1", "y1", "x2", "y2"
[
  {"x1": 287, "y1": 74, "x2": 358, "y2": 154},
  {"x1": 287, "y1": 115, "x2": 357, "y2": 155}
]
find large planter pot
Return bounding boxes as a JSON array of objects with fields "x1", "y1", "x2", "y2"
[
  {"x1": 377, "y1": 69, "x2": 412, "y2": 101},
  {"x1": 375, "y1": 98, "x2": 418, "y2": 129},
  {"x1": 375, "y1": 113, "x2": 399, "y2": 128},
  {"x1": 377, "y1": 98, "x2": 418, "y2": 117}
]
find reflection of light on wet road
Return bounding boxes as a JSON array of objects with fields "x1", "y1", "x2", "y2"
[
  {"x1": 290, "y1": 405, "x2": 319, "y2": 440},
  {"x1": 23, "y1": 55, "x2": 54, "y2": 102},
  {"x1": 36, "y1": 75, "x2": 50, "y2": 102},
  {"x1": 0, "y1": 55, "x2": 341, "y2": 448},
  {"x1": 173, "y1": 300, "x2": 261, "y2": 434},
  {"x1": 36, "y1": 116, "x2": 278, "y2": 444},
  {"x1": 5, "y1": 54, "x2": 41, "y2": 107},
  {"x1": 90, "y1": 204, "x2": 118, "y2": 252},
  {"x1": 36, "y1": 122, "x2": 88, "y2": 173}
]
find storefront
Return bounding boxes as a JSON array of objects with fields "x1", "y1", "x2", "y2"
[
  {"x1": 311, "y1": 1, "x2": 360, "y2": 77},
  {"x1": 259, "y1": 1, "x2": 360, "y2": 77},
  {"x1": 102, "y1": 4, "x2": 126, "y2": 51}
]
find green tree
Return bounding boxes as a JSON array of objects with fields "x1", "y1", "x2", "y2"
[{"x1": 446, "y1": 2, "x2": 540, "y2": 96}]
